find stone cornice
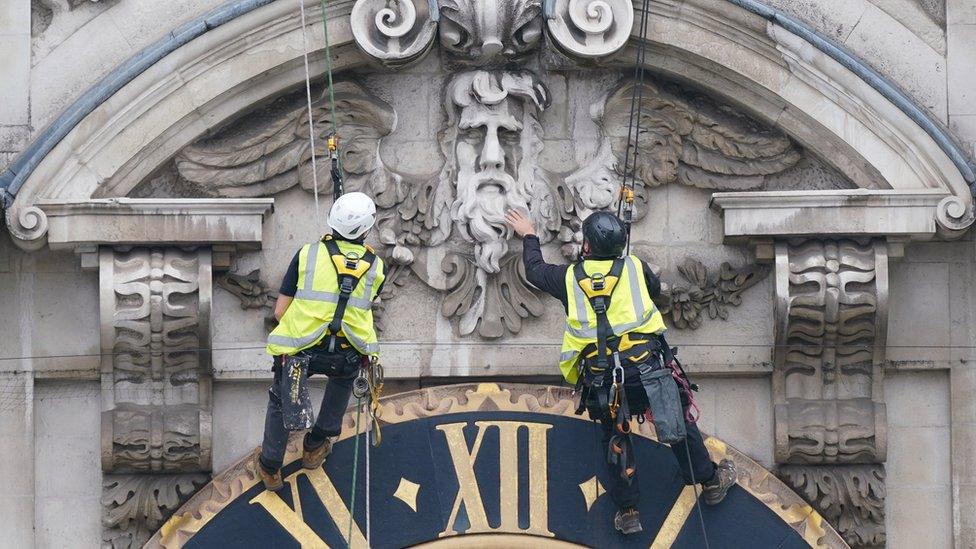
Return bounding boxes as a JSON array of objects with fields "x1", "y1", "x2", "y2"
[
  {"x1": 38, "y1": 198, "x2": 274, "y2": 250},
  {"x1": 710, "y1": 189, "x2": 967, "y2": 242}
]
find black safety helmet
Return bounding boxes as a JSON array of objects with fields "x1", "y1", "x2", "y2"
[{"x1": 581, "y1": 211, "x2": 626, "y2": 258}]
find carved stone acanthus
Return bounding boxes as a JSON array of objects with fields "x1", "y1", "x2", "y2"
[
  {"x1": 779, "y1": 465, "x2": 886, "y2": 548},
  {"x1": 441, "y1": 252, "x2": 544, "y2": 337},
  {"x1": 350, "y1": 0, "x2": 438, "y2": 68},
  {"x1": 99, "y1": 247, "x2": 213, "y2": 546},
  {"x1": 655, "y1": 258, "x2": 767, "y2": 331},
  {"x1": 439, "y1": 0, "x2": 543, "y2": 65},
  {"x1": 545, "y1": 0, "x2": 634, "y2": 59},
  {"x1": 102, "y1": 474, "x2": 208, "y2": 549},
  {"x1": 773, "y1": 239, "x2": 888, "y2": 547},
  {"x1": 216, "y1": 268, "x2": 278, "y2": 329}
]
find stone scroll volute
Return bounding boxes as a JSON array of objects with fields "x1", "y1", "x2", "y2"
[
  {"x1": 545, "y1": 0, "x2": 634, "y2": 59},
  {"x1": 350, "y1": 0, "x2": 438, "y2": 68}
]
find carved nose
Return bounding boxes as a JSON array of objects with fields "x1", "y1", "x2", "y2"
[
  {"x1": 481, "y1": 38, "x2": 503, "y2": 58},
  {"x1": 480, "y1": 152, "x2": 504, "y2": 171},
  {"x1": 480, "y1": 134, "x2": 505, "y2": 171}
]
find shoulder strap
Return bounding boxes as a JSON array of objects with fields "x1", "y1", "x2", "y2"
[
  {"x1": 574, "y1": 259, "x2": 625, "y2": 369},
  {"x1": 322, "y1": 238, "x2": 375, "y2": 352}
]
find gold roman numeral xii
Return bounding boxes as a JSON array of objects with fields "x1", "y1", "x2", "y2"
[{"x1": 436, "y1": 421, "x2": 554, "y2": 538}]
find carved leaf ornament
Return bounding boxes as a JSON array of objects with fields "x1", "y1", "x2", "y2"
[{"x1": 658, "y1": 258, "x2": 767, "y2": 330}]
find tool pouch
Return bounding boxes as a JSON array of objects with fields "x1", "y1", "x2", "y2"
[
  {"x1": 639, "y1": 366, "x2": 687, "y2": 444},
  {"x1": 281, "y1": 354, "x2": 314, "y2": 430}
]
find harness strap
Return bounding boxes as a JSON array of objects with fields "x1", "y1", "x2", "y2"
[
  {"x1": 322, "y1": 238, "x2": 376, "y2": 352},
  {"x1": 573, "y1": 258, "x2": 626, "y2": 371}
]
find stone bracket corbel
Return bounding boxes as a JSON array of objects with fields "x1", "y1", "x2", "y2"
[
  {"x1": 771, "y1": 238, "x2": 889, "y2": 547},
  {"x1": 69, "y1": 198, "x2": 273, "y2": 547},
  {"x1": 98, "y1": 245, "x2": 215, "y2": 546}
]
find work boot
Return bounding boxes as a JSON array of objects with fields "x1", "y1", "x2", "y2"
[
  {"x1": 256, "y1": 459, "x2": 283, "y2": 491},
  {"x1": 614, "y1": 507, "x2": 643, "y2": 535},
  {"x1": 702, "y1": 459, "x2": 737, "y2": 505},
  {"x1": 302, "y1": 435, "x2": 333, "y2": 470}
]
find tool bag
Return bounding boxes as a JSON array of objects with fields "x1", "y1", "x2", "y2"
[
  {"x1": 636, "y1": 361, "x2": 686, "y2": 443},
  {"x1": 280, "y1": 354, "x2": 314, "y2": 430}
]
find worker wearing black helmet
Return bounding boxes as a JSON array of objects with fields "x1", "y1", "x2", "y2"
[{"x1": 506, "y1": 208, "x2": 736, "y2": 535}]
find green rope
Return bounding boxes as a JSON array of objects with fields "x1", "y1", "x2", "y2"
[
  {"x1": 319, "y1": 0, "x2": 343, "y2": 175},
  {"x1": 347, "y1": 397, "x2": 362, "y2": 548}
]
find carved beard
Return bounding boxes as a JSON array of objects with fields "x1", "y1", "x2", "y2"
[{"x1": 450, "y1": 168, "x2": 528, "y2": 273}]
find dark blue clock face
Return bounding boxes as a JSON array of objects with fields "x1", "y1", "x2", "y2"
[{"x1": 184, "y1": 411, "x2": 809, "y2": 548}]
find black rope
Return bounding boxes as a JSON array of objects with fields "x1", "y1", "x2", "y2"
[
  {"x1": 618, "y1": 0, "x2": 652, "y2": 256},
  {"x1": 684, "y1": 440, "x2": 712, "y2": 549}
]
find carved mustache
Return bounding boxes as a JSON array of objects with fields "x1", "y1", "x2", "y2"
[{"x1": 467, "y1": 169, "x2": 516, "y2": 192}]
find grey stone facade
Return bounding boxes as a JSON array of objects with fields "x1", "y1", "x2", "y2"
[{"x1": 1, "y1": 0, "x2": 974, "y2": 547}]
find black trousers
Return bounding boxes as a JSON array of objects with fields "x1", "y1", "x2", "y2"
[
  {"x1": 588, "y1": 363, "x2": 716, "y2": 510},
  {"x1": 259, "y1": 342, "x2": 361, "y2": 471}
]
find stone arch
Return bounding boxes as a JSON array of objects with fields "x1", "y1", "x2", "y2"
[{"x1": 2, "y1": 0, "x2": 973, "y2": 250}]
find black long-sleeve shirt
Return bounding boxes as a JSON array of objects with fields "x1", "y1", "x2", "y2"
[{"x1": 520, "y1": 235, "x2": 661, "y2": 313}]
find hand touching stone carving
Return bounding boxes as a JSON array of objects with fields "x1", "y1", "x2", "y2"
[{"x1": 505, "y1": 208, "x2": 536, "y2": 238}]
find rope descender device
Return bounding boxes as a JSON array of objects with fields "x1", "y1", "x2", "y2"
[{"x1": 328, "y1": 133, "x2": 344, "y2": 198}]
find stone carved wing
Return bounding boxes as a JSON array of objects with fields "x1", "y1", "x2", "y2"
[
  {"x1": 567, "y1": 78, "x2": 801, "y2": 219},
  {"x1": 174, "y1": 81, "x2": 400, "y2": 204}
]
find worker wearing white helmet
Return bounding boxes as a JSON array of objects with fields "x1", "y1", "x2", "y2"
[{"x1": 258, "y1": 192, "x2": 386, "y2": 491}]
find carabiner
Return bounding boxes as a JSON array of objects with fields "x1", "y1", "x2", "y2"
[{"x1": 612, "y1": 363, "x2": 625, "y2": 386}]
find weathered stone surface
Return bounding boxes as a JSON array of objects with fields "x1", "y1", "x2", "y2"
[
  {"x1": 38, "y1": 198, "x2": 274, "y2": 251},
  {"x1": 0, "y1": 372, "x2": 35, "y2": 548},
  {"x1": 948, "y1": 22, "x2": 976, "y2": 115},
  {"x1": 0, "y1": 0, "x2": 30, "y2": 127},
  {"x1": 33, "y1": 380, "x2": 102, "y2": 549}
]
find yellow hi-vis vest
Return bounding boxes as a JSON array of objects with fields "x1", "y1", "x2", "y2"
[
  {"x1": 559, "y1": 255, "x2": 667, "y2": 384},
  {"x1": 266, "y1": 239, "x2": 385, "y2": 357}
]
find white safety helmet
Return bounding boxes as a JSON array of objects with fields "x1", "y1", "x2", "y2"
[{"x1": 328, "y1": 192, "x2": 376, "y2": 240}]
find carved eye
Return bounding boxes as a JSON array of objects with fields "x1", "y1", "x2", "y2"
[
  {"x1": 498, "y1": 128, "x2": 519, "y2": 143},
  {"x1": 461, "y1": 127, "x2": 485, "y2": 140}
]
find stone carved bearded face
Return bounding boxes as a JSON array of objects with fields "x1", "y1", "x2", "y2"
[{"x1": 440, "y1": 71, "x2": 549, "y2": 273}]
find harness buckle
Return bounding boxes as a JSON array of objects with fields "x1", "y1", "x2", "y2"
[
  {"x1": 592, "y1": 296, "x2": 607, "y2": 314},
  {"x1": 591, "y1": 272, "x2": 606, "y2": 292},
  {"x1": 343, "y1": 251, "x2": 360, "y2": 270},
  {"x1": 339, "y1": 276, "x2": 355, "y2": 295}
]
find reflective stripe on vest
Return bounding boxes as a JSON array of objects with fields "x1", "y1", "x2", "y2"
[
  {"x1": 266, "y1": 240, "x2": 384, "y2": 357},
  {"x1": 558, "y1": 255, "x2": 666, "y2": 384}
]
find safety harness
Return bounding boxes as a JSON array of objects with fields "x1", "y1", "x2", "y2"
[
  {"x1": 322, "y1": 236, "x2": 376, "y2": 353},
  {"x1": 571, "y1": 259, "x2": 638, "y2": 483}
]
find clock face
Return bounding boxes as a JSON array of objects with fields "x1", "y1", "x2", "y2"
[{"x1": 153, "y1": 384, "x2": 843, "y2": 548}]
